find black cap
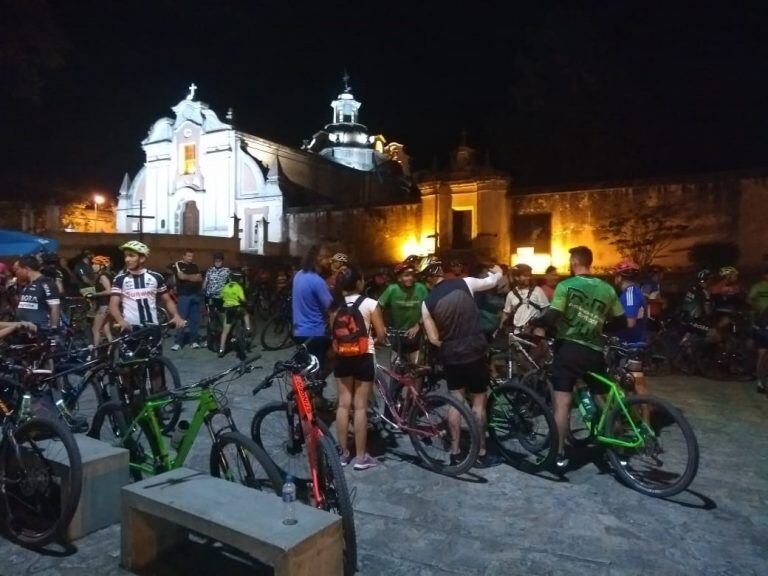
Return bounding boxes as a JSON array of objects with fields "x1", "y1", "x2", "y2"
[{"x1": 213, "y1": 252, "x2": 224, "y2": 260}]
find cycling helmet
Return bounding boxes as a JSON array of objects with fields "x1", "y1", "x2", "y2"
[
  {"x1": 394, "y1": 259, "x2": 416, "y2": 276},
  {"x1": 613, "y1": 259, "x2": 641, "y2": 277},
  {"x1": 91, "y1": 255, "x2": 111, "y2": 266},
  {"x1": 331, "y1": 253, "x2": 349, "y2": 264},
  {"x1": 697, "y1": 269, "x2": 713, "y2": 283},
  {"x1": 403, "y1": 254, "x2": 422, "y2": 269},
  {"x1": 119, "y1": 240, "x2": 150, "y2": 256},
  {"x1": 416, "y1": 256, "x2": 443, "y2": 278},
  {"x1": 718, "y1": 266, "x2": 738, "y2": 279}
]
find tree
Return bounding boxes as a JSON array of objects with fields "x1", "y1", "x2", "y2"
[{"x1": 596, "y1": 208, "x2": 689, "y2": 268}]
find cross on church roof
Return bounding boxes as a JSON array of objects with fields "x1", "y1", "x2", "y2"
[
  {"x1": 342, "y1": 70, "x2": 351, "y2": 92},
  {"x1": 186, "y1": 83, "x2": 198, "y2": 100}
]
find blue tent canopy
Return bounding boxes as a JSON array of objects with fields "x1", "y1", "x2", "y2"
[{"x1": 0, "y1": 229, "x2": 58, "y2": 257}]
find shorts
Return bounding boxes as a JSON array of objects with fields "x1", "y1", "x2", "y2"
[
  {"x1": 334, "y1": 353, "x2": 375, "y2": 381},
  {"x1": 551, "y1": 340, "x2": 606, "y2": 393},
  {"x1": 444, "y1": 358, "x2": 489, "y2": 394},
  {"x1": 223, "y1": 307, "x2": 241, "y2": 325},
  {"x1": 390, "y1": 332, "x2": 422, "y2": 356}
]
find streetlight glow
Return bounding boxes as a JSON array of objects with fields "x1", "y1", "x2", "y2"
[{"x1": 93, "y1": 194, "x2": 105, "y2": 206}]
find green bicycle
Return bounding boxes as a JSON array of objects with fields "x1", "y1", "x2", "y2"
[
  {"x1": 87, "y1": 356, "x2": 283, "y2": 493},
  {"x1": 574, "y1": 343, "x2": 700, "y2": 498}
]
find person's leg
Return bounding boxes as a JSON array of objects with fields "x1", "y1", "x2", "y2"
[
  {"x1": 219, "y1": 311, "x2": 232, "y2": 354},
  {"x1": 552, "y1": 390, "x2": 572, "y2": 456},
  {"x1": 92, "y1": 309, "x2": 105, "y2": 345},
  {"x1": 187, "y1": 294, "x2": 200, "y2": 345},
  {"x1": 352, "y1": 379, "x2": 373, "y2": 457},
  {"x1": 471, "y1": 391, "x2": 488, "y2": 456},
  {"x1": 448, "y1": 389, "x2": 464, "y2": 454},
  {"x1": 175, "y1": 294, "x2": 191, "y2": 346},
  {"x1": 102, "y1": 307, "x2": 113, "y2": 342},
  {"x1": 335, "y1": 376, "x2": 354, "y2": 457}
]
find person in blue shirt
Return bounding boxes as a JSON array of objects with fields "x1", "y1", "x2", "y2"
[
  {"x1": 292, "y1": 244, "x2": 334, "y2": 376},
  {"x1": 613, "y1": 260, "x2": 647, "y2": 344}
]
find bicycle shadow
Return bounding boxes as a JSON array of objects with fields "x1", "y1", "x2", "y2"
[{"x1": 3, "y1": 537, "x2": 78, "y2": 557}]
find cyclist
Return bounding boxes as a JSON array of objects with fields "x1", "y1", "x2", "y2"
[
  {"x1": 13, "y1": 255, "x2": 61, "y2": 329},
  {"x1": 39, "y1": 252, "x2": 66, "y2": 294},
  {"x1": 681, "y1": 269, "x2": 714, "y2": 324},
  {"x1": 378, "y1": 259, "x2": 429, "y2": 363},
  {"x1": 87, "y1": 255, "x2": 114, "y2": 345},
  {"x1": 202, "y1": 251, "x2": 230, "y2": 312},
  {"x1": 292, "y1": 244, "x2": 334, "y2": 375},
  {"x1": 171, "y1": 249, "x2": 203, "y2": 351},
  {"x1": 364, "y1": 267, "x2": 390, "y2": 300},
  {"x1": 540, "y1": 265, "x2": 559, "y2": 301},
  {"x1": 613, "y1": 260, "x2": 650, "y2": 400},
  {"x1": 530, "y1": 246, "x2": 627, "y2": 469},
  {"x1": 218, "y1": 269, "x2": 252, "y2": 357},
  {"x1": 327, "y1": 252, "x2": 349, "y2": 293},
  {"x1": 500, "y1": 263, "x2": 549, "y2": 334},
  {"x1": 109, "y1": 240, "x2": 185, "y2": 332},
  {"x1": 748, "y1": 266, "x2": 768, "y2": 393},
  {"x1": 641, "y1": 265, "x2": 665, "y2": 320},
  {"x1": 419, "y1": 256, "x2": 503, "y2": 468},
  {"x1": 332, "y1": 265, "x2": 387, "y2": 469}
]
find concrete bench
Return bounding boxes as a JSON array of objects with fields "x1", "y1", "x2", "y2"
[
  {"x1": 121, "y1": 467, "x2": 344, "y2": 576},
  {"x1": 46, "y1": 433, "x2": 130, "y2": 541}
]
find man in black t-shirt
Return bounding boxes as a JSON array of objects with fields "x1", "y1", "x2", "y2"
[
  {"x1": 171, "y1": 249, "x2": 203, "y2": 350},
  {"x1": 14, "y1": 255, "x2": 61, "y2": 328},
  {"x1": 72, "y1": 250, "x2": 95, "y2": 293}
]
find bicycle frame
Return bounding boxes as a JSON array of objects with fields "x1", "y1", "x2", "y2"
[
  {"x1": 124, "y1": 386, "x2": 230, "y2": 476},
  {"x1": 583, "y1": 371, "x2": 648, "y2": 449},
  {"x1": 372, "y1": 364, "x2": 437, "y2": 437},
  {"x1": 289, "y1": 372, "x2": 328, "y2": 508}
]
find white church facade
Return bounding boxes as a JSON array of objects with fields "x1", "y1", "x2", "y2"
[{"x1": 117, "y1": 81, "x2": 413, "y2": 254}]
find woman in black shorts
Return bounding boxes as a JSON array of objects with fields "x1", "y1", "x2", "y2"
[{"x1": 333, "y1": 266, "x2": 386, "y2": 471}]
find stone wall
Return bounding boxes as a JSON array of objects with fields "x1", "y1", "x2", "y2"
[
  {"x1": 286, "y1": 203, "x2": 422, "y2": 266},
  {"x1": 511, "y1": 174, "x2": 764, "y2": 272}
]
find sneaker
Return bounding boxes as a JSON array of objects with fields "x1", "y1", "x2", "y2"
[
  {"x1": 218, "y1": 349, "x2": 225, "y2": 358},
  {"x1": 170, "y1": 344, "x2": 181, "y2": 352},
  {"x1": 449, "y1": 453, "x2": 464, "y2": 467},
  {"x1": 555, "y1": 453, "x2": 569, "y2": 470},
  {"x1": 474, "y1": 452, "x2": 503, "y2": 469},
  {"x1": 353, "y1": 454, "x2": 378, "y2": 470},
  {"x1": 340, "y1": 451, "x2": 352, "y2": 467},
  {"x1": 190, "y1": 342, "x2": 200, "y2": 349}
]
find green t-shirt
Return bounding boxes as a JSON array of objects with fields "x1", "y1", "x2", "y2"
[
  {"x1": 378, "y1": 282, "x2": 429, "y2": 330},
  {"x1": 748, "y1": 280, "x2": 768, "y2": 315},
  {"x1": 550, "y1": 275, "x2": 625, "y2": 351},
  {"x1": 220, "y1": 282, "x2": 245, "y2": 309}
]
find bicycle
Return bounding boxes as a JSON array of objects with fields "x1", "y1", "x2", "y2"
[
  {"x1": 0, "y1": 377, "x2": 83, "y2": 546},
  {"x1": 260, "y1": 291, "x2": 294, "y2": 351},
  {"x1": 222, "y1": 305, "x2": 253, "y2": 361},
  {"x1": 371, "y1": 329, "x2": 480, "y2": 476},
  {"x1": 88, "y1": 355, "x2": 283, "y2": 493},
  {"x1": 250, "y1": 346, "x2": 357, "y2": 576},
  {"x1": 569, "y1": 340, "x2": 700, "y2": 497}
]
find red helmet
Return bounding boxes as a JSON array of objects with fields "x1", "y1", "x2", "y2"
[{"x1": 614, "y1": 259, "x2": 641, "y2": 277}]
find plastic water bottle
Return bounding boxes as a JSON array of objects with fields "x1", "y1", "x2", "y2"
[
  {"x1": 576, "y1": 388, "x2": 598, "y2": 423},
  {"x1": 282, "y1": 475, "x2": 297, "y2": 525},
  {"x1": 20, "y1": 393, "x2": 32, "y2": 419}
]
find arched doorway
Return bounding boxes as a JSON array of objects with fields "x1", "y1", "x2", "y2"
[{"x1": 182, "y1": 201, "x2": 199, "y2": 235}]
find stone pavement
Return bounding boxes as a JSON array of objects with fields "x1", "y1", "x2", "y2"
[{"x1": 1, "y1": 340, "x2": 766, "y2": 576}]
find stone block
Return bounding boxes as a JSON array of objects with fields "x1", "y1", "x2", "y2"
[
  {"x1": 121, "y1": 467, "x2": 343, "y2": 576},
  {"x1": 46, "y1": 433, "x2": 130, "y2": 542}
]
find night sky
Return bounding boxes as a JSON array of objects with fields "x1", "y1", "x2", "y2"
[{"x1": 1, "y1": 0, "x2": 767, "y2": 199}]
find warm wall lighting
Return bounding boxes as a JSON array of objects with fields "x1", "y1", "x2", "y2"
[{"x1": 511, "y1": 246, "x2": 551, "y2": 274}]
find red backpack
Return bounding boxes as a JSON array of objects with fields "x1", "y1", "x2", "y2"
[{"x1": 332, "y1": 296, "x2": 369, "y2": 357}]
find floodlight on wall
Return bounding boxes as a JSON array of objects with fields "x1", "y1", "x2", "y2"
[{"x1": 511, "y1": 246, "x2": 551, "y2": 274}]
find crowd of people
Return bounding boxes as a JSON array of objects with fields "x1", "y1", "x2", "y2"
[{"x1": 2, "y1": 237, "x2": 766, "y2": 469}]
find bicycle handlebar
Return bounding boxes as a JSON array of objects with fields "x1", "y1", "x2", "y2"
[{"x1": 150, "y1": 354, "x2": 262, "y2": 401}]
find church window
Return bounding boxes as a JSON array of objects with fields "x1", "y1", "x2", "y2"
[{"x1": 181, "y1": 144, "x2": 196, "y2": 174}]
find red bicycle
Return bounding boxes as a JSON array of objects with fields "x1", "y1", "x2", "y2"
[{"x1": 250, "y1": 346, "x2": 357, "y2": 575}]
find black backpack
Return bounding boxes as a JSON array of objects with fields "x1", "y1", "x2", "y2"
[{"x1": 332, "y1": 296, "x2": 369, "y2": 357}]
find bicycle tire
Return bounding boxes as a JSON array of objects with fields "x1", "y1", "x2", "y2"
[
  {"x1": 260, "y1": 313, "x2": 294, "y2": 351},
  {"x1": 487, "y1": 380, "x2": 558, "y2": 471},
  {"x1": 0, "y1": 416, "x2": 83, "y2": 546},
  {"x1": 407, "y1": 392, "x2": 480, "y2": 476},
  {"x1": 88, "y1": 401, "x2": 158, "y2": 481},
  {"x1": 604, "y1": 395, "x2": 700, "y2": 498},
  {"x1": 316, "y1": 433, "x2": 357, "y2": 576},
  {"x1": 250, "y1": 401, "x2": 332, "y2": 481},
  {"x1": 209, "y1": 431, "x2": 283, "y2": 494}
]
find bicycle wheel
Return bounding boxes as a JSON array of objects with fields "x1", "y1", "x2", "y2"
[
  {"x1": 233, "y1": 321, "x2": 247, "y2": 361},
  {"x1": 209, "y1": 431, "x2": 283, "y2": 495},
  {"x1": 604, "y1": 395, "x2": 699, "y2": 498},
  {"x1": 315, "y1": 434, "x2": 357, "y2": 576},
  {"x1": 251, "y1": 402, "x2": 332, "y2": 481},
  {"x1": 142, "y1": 357, "x2": 182, "y2": 433},
  {"x1": 487, "y1": 380, "x2": 557, "y2": 471},
  {"x1": 88, "y1": 401, "x2": 157, "y2": 481},
  {"x1": 260, "y1": 313, "x2": 294, "y2": 351},
  {"x1": 407, "y1": 392, "x2": 480, "y2": 476},
  {"x1": 0, "y1": 416, "x2": 83, "y2": 546}
]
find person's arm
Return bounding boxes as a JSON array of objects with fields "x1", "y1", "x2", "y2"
[
  {"x1": 202, "y1": 269, "x2": 210, "y2": 293},
  {"x1": 371, "y1": 303, "x2": 387, "y2": 345},
  {"x1": 463, "y1": 266, "x2": 502, "y2": 295},
  {"x1": 89, "y1": 275, "x2": 112, "y2": 298},
  {"x1": 421, "y1": 302, "x2": 441, "y2": 347},
  {"x1": 174, "y1": 262, "x2": 202, "y2": 282},
  {"x1": 160, "y1": 291, "x2": 185, "y2": 327},
  {"x1": 43, "y1": 279, "x2": 61, "y2": 328},
  {"x1": 109, "y1": 293, "x2": 131, "y2": 330},
  {"x1": 604, "y1": 291, "x2": 629, "y2": 333},
  {"x1": 0, "y1": 321, "x2": 36, "y2": 339},
  {"x1": 500, "y1": 291, "x2": 514, "y2": 327}
]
